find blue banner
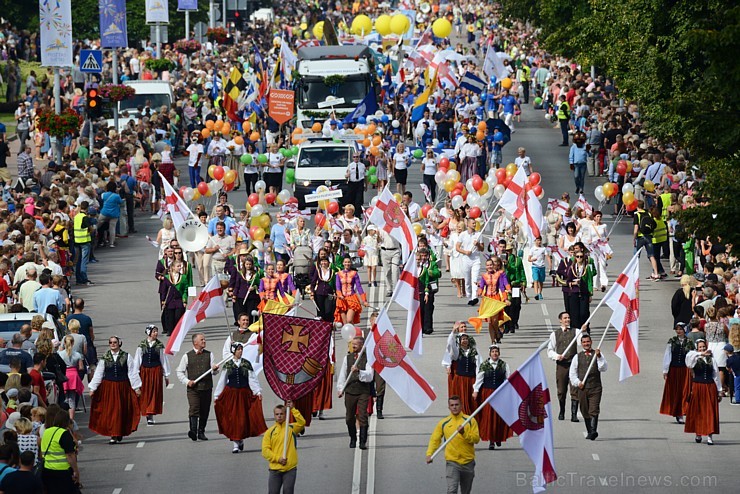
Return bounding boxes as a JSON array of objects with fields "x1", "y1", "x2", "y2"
[
  {"x1": 178, "y1": 0, "x2": 198, "y2": 9},
  {"x1": 99, "y1": 0, "x2": 128, "y2": 48}
]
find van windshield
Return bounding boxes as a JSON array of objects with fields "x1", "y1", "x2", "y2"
[
  {"x1": 119, "y1": 94, "x2": 172, "y2": 113},
  {"x1": 297, "y1": 147, "x2": 350, "y2": 168},
  {"x1": 298, "y1": 75, "x2": 369, "y2": 109}
]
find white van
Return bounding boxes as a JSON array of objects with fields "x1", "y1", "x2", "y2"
[
  {"x1": 290, "y1": 138, "x2": 352, "y2": 209},
  {"x1": 107, "y1": 80, "x2": 174, "y2": 131}
]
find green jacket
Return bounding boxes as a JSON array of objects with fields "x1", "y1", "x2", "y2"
[
  {"x1": 505, "y1": 255, "x2": 527, "y2": 287},
  {"x1": 419, "y1": 261, "x2": 441, "y2": 293}
]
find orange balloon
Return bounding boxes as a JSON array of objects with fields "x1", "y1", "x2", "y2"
[
  {"x1": 214, "y1": 120, "x2": 224, "y2": 131},
  {"x1": 354, "y1": 127, "x2": 364, "y2": 135},
  {"x1": 367, "y1": 123, "x2": 377, "y2": 134},
  {"x1": 477, "y1": 121, "x2": 487, "y2": 131},
  {"x1": 292, "y1": 126, "x2": 302, "y2": 134},
  {"x1": 201, "y1": 128, "x2": 211, "y2": 139},
  {"x1": 292, "y1": 136, "x2": 301, "y2": 144},
  {"x1": 372, "y1": 135, "x2": 382, "y2": 146},
  {"x1": 476, "y1": 131, "x2": 485, "y2": 141},
  {"x1": 234, "y1": 136, "x2": 244, "y2": 145},
  {"x1": 205, "y1": 120, "x2": 214, "y2": 130},
  {"x1": 369, "y1": 146, "x2": 380, "y2": 156},
  {"x1": 243, "y1": 122, "x2": 252, "y2": 133},
  {"x1": 311, "y1": 123, "x2": 322, "y2": 133},
  {"x1": 362, "y1": 138, "x2": 371, "y2": 147},
  {"x1": 250, "y1": 131, "x2": 260, "y2": 141},
  {"x1": 222, "y1": 122, "x2": 231, "y2": 134}
]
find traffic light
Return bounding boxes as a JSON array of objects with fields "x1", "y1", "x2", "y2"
[{"x1": 86, "y1": 87, "x2": 103, "y2": 118}]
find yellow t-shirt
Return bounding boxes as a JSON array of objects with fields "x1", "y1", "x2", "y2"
[
  {"x1": 426, "y1": 413, "x2": 480, "y2": 464},
  {"x1": 262, "y1": 408, "x2": 306, "y2": 472}
]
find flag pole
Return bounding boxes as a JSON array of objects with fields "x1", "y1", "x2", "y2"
[
  {"x1": 607, "y1": 205, "x2": 625, "y2": 238},
  {"x1": 429, "y1": 339, "x2": 549, "y2": 461},
  {"x1": 579, "y1": 323, "x2": 611, "y2": 388},
  {"x1": 282, "y1": 405, "x2": 292, "y2": 459},
  {"x1": 192, "y1": 355, "x2": 230, "y2": 384}
]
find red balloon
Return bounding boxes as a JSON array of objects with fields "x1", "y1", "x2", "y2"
[
  {"x1": 454, "y1": 182, "x2": 464, "y2": 191},
  {"x1": 469, "y1": 206, "x2": 481, "y2": 219},
  {"x1": 626, "y1": 200, "x2": 638, "y2": 212},
  {"x1": 495, "y1": 168, "x2": 507, "y2": 182},
  {"x1": 287, "y1": 197, "x2": 299, "y2": 204},
  {"x1": 179, "y1": 186, "x2": 188, "y2": 198},
  {"x1": 327, "y1": 201, "x2": 340, "y2": 214},
  {"x1": 533, "y1": 184, "x2": 543, "y2": 197},
  {"x1": 421, "y1": 204, "x2": 432, "y2": 218},
  {"x1": 248, "y1": 193, "x2": 260, "y2": 206},
  {"x1": 439, "y1": 157, "x2": 450, "y2": 168},
  {"x1": 503, "y1": 177, "x2": 512, "y2": 188},
  {"x1": 472, "y1": 175, "x2": 483, "y2": 191},
  {"x1": 450, "y1": 189, "x2": 462, "y2": 198},
  {"x1": 213, "y1": 166, "x2": 225, "y2": 181},
  {"x1": 357, "y1": 248, "x2": 366, "y2": 258},
  {"x1": 461, "y1": 189, "x2": 468, "y2": 200},
  {"x1": 616, "y1": 162, "x2": 627, "y2": 176},
  {"x1": 315, "y1": 212, "x2": 326, "y2": 227},
  {"x1": 197, "y1": 181, "x2": 209, "y2": 196},
  {"x1": 529, "y1": 172, "x2": 541, "y2": 186},
  {"x1": 265, "y1": 193, "x2": 276, "y2": 205},
  {"x1": 438, "y1": 166, "x2": 448, "y2": 174},
  {"x1": 224, "y1": 182, "x2": 235, "y2": 192}
]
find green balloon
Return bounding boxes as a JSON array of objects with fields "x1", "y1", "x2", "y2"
[
  {"x1": 413, "y1": 149, "x2": 423, "y2": 159},
  {"x1": 534, "y1": 97, "x2": 543, "y2": 105},
  {"x1": 291, "y1": 146, "x2": 299, "y2": 154},
  {"x1": 368, "y1": 166, "x2": 377, "y2": 175},
  {"x1": 191, "y1": 93, "x2": 199, "y2": 102},
  {"x1": 369, "y1": 175, "x2": 378, "y2": 185},
  {"x1": 240, "y1": 153, "x2": 253, "y2": 165},
  {"x1": 285, "y1": 168, "x2": 296, "y2": 184},
  {"x1": 332, "y1": 137, "x2": 342, "y2": 143},
  {"x1": 280, "y1": 148, "x2": 288, "y2": 157},
  {"x1": 257, "y1": 154, "x2": 268, "y2": 164}
]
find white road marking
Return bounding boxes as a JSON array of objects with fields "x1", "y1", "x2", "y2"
[
  {"x1": 545, "y1": 318, "x2": 552, "y2": 331},
  {"x1": 352, "y1": 442, "x2": 362, "y2": 494},
  {"x1": 541, "y1": 304, "x2": 549, "y2": 316},
  {"x1": 592, "y1": 453, "x2": 600, "y2": 461},
  {"x1": 582, "y1": 431, "x2": 588, "y2": 438},
  {"x1": 136, "y1": 442, "x2": 145, "y2": 448},
  {"x1": 367, "y1": 414, "x2": 377, "y2": 494},
  {"x1": 166, "y1": 383, "x2": 174, "y2": 389},
  {"x1": 124, "y1": 464, "x2": 134, "y2": 471},
  {"x1": 112, "y1": 489, "x2": 122, "y2": 494}
]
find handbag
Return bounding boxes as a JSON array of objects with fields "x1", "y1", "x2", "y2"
[
  {"x1": 35, "y1": 428, "x2": 62, "y2": 479},
  {"x1": 441, "y1": 225, "x2": 450, "y2": 238}
]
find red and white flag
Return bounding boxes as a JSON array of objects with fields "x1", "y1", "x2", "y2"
[
  {"x1": 165, "y1": 275, "x2": 226, "y2": 355},
  {"x1": 576, "y1": 194, "x2": 593, "y2": 216},
  {"x1": 158, "y1": 171, "x2": 193, "y2": 229},
  {"x1": 604, "y1": 252, "x2": 640, "y2": 381},
  {"x1": 390, "y1": 254, "x2": 423, "y2": 356},
  {"x1": 547, "y1": 198, "x2": 569, "y2": 216},
  {"x1": 499, "y1": 167, "x2": 545, "y2": 245},
  {"x1": 369, "y1": 187, "x2": 418, "y2": 261},
  {"x1": 431, "y1": 53, "x2": 459, "y2": 90},
  {"x1": 365, "y1": 311, "x2": 436, "y2": 413},
  {"x1": 487, "y1": 350, "x2": 557, "y2": 493}
]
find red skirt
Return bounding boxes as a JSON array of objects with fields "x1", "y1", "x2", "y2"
[
  {"x1": 291, "y1": 392, "x2": 313, "y2": 427},
  {"x1": 139, "y1": 365, "x2": 164, "y2": 416},
  {"x1": 312, "y1": 365, "x2": 334, "y2": 413},
  {"x1": 215, "y1": 386, "x2": 267, "y2": 440},
  {"x1": 684, "y1": 382, "x2": 720, "y2": 436},
  {"x1": 334, "y1": 294, "x2": 362, "y2": 324},
  {"x1": 478, "y1": 387, "x2": 514, "y2": 443},
  {"x1": 659, "y1": 366, "x2": 691, "y2": 417},
  {"x1": 448, "y1": 363, "x2": 477, "y2": 417},
  {"x1": 89, "y1": 380, "x2": 140, "y2": 438}
]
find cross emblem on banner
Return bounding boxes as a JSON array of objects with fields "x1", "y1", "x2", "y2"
[
  {"x1": 505, "y1": 179, "x2": 541, "y2": 238},
  {"x1": 282, "y1": 325, "x2": 310, "y2": 353},
  {"x1": 195, "y1": 287, "x2": 222, "y2": 322},
  {"x1": 620, "y1": 292, "x2": 639, "y2": 325},
  {"x1": 165, "y1": 193, "x2": 182, "y2": 214}
]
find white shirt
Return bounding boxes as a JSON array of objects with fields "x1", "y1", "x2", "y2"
[
  {"x1": 569, "y1": 351, "x2": 608, "y2": 387},
  {"x1": 176, "y1": 348, "x2": 220, "y2": 385},
  {"x1": 406, "y1": 201, "x2": 421, "y2": 223},
  {"x1": 187, "y1": 143, "x2": 204, "y2": 168},
  {"x1": 336, "y1": 354, "x2": 374, "y2": 393},
  {"x1": 265, "y1": 152, "x2": 283, "y2": 173},
  {"x1": 133, "y1": 341, "x2": 171, "y2": 377},
  {"x1": 459, "y1": 142, "x2": 480, "y2": 160},
  {"x1": 422, "y1": 157, "x2": 437, "y2": 175},
  {"x1": 456, "y1": 230, "x2": 481, "y2": 260},
  {"x1": 684, "y1": 351, "x2": 722, "y2": 391},
  {"x1": 546, "y1": 327, "x2": 580, "y2": 360},
  {"x1": 393, "y1": 149, "x2": 410, "y2": 170},
  {"x1": 226, "y1": 139, "x2": 245, "y2": 156},
  {"x1": 207, "y1": 138, "x2": 228, "y2": 156},
  {"x1": 213, "y1": 357, "x2": 261, "y2": 399},
  {"x1": 473, "y1": 359, "x2": 510, "y2": 392},
  {"x1": 529, "y1": 245, "x2": 547, "y2": 268},
  {"x1": 515, "y1": 156, "x2": 532, "y2": 175},
  {"x1": 89, "y1": 351, "x2": 143, "y2": 391},
  {"x1": 346, "y1": 160, "x2": 366, "y2": 183}
]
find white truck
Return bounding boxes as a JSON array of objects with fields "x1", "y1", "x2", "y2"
[
  {"x1": 294, "y1": 45, "x2": 377, "y2": 129},
  {"x1": 106, "y1": 80, "x2": 174, "y2": 131}
]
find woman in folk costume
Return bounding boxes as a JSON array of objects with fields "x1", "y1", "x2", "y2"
[
  {"x1": 562, "y1": 245, "x2": 596, "y2": 331},
  {"x1": 159, "y1": 260, "x2": 188, "y2": 336},
  {"x1": 172, "y1": 246, "x2": 195, "y2": 294},
  {"x1": 472, "y1": 344, "x2": 514, "y2": 450},
  {"x1": 89, "y1": 335, "x2": 142, "y2": 444},
  {"x1": 214, "y1": 342, "x2": 267, "y2": 454},
  {"x1": 475, "y1": 257, "x2": 511, "y2": 344},
  {"x1": 258, "y1": 264, "x2": 280, "y2": 310},
  {"x1": 228, "y1": 248, "x2": 263, "y2": 325},
  {"x1": 134, "y1": 325, "x2": 170, "y2": 427},
  {"x1": 335, "y1": 256, "x2": 369, "y2": 325},
  {"x1": 275, "y1": 259, "x2": 298, "y2": 302},
  {"x1": 684, "y1": 339, "x2": 722, "y2": 445},
  {"x1": 442, "y1": 321, "x2": 480, "y2": 416},
  {"x1": 660, "y1": 323, "x2": 694, "y2": 424}
]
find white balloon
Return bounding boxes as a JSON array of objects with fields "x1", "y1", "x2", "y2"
[
  {"x1": 594, "y1": 186, "x2": 606, "y2": 202},
  {"x1": 375, "y1": 110, "x2": 384, "y2": 117},
  {"x1": 370, "y1": 195, "x2": 379, "y2": 207},
  {"x1": 183, "y1": 187, "x2": 194, "y2": 201},
  {"x1": 494, "y1": 184, "x2": 506, "y2": 199},
  {"x1": 222, "y1": 166, "x2": 230, "y2": 173},
  {"x1": 255, "y1": 180, "x2": 267, "y2": 192},
  {"x1": 392, "y1": 119, "x2": 400, "y2": 128},
  {"x1": 277, "y1": 189, "x2": 292, "y2": 204},
  {"x1": 445, "y1": 170, "x2": 457, "y2": 182},
  {"x1": 465, "y1": 178, "x2": 475, "y2": 193},
  {"x1": 467, "y1": 191, "x2": 481, "y2": 207},
  {"x1": 486, "y1": 173, "x2": 498, "y2": 186},
  {"x1": 482, "y1": 188, "x2": 493, "y2": 200},
  {"x1": 621, "y1": 183, "x2": 634, "y2": 195},
  {"x1": 341, "y1": 324, "x2": 356, "y2": 342},
  {"x1": 432, "y1": 138, "x2": 440, "y2": 147},
  {"x1": 252, "y1": 241, "x2": 264, "y2": 252},
  {"x1": 209, "y1": 180, "x2": 222, "y2": 193},
  {"x1": 251, "y1": 204, "x2": 265, "y2": 217},
  {"x1": 451, "y1": 195, "x2": 464, "y2": 210}
]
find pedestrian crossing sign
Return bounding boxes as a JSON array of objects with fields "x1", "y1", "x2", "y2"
[{"x1": 80, "y1": 49, "x2": 103, "y2": 73}]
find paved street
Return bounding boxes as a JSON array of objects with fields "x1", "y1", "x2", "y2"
[{"x1": 72, "y1": 104, "x2": 739, "y2": 494}]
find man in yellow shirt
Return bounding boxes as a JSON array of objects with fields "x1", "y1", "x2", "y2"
[
  {"x1": 262, "y1": 401, "x2": 305, "y2": 494},
  {"x1": 425, "y1": 396, "x2": 480, "y2": 494}
]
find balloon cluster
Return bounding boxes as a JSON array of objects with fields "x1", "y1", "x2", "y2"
[
  {"x1": 202, "y1": 119, "x2": 231, "y2": 139},
  {"x1": 243, "y1": 183, "x2": 295, "y2": 241},
  {"x1": 594, "y1": 182, "x2": 618, "y2": 203}
]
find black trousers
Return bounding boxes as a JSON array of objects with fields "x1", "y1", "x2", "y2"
[
  {"x1": 566, "y1": 292, "x2": 590, "y2": 330},
  {"x1": 505, "y1": 294, "x2": 522, "y2": 330},
  {"x1": 161, "y1": 306, "x2": 185, "y2": 335},
  {"x1": 125, "y1": 193, "x2": 135, "y2": 231},
  {"x1": 187, "y1": 387, "x2": 212, "y2": 426},
  {"x1": 233, "y1": 292, "x2": 260, "y2": 325},
  {"x1": 420, "y1": 291, "x2": 434, "y2": 333},
  {"x1": 522, "y1": 81, "x2": 530, "y2": 103},
  {"x1": 559, "y1": 119, "x2": 569, "y2": 145},
  {"x1": 348, "y1": 181, "x2": 364, "y2": 216},
  {"x1": 423, "y1": 174, "x2": 437, "y2": 202},
  {"x1": 315, "y1": 294, "x2": 336, "y2": 322},
  {"x1": 243, "y1": 172, "x2": 258, "y2": 194}
]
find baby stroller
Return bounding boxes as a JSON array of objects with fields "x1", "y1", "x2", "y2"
[{"x1": 291, "y1": 246, "x2": 314, "y2": 299}]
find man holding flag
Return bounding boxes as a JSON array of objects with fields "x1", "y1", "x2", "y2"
[
  {"x1": 175, "y1": 333, "x2": 221, "y2": 442},
  {"x1": 569, "y1": 333, "x2": 608, "y2": 440}
]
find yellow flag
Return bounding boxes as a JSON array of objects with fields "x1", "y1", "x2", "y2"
[
  {"x1": 468, "y1": 297, "x2": 511, "y2": 333},
  {"x1": 248, "y1": 295, "x2": 296, "y2": 332}
]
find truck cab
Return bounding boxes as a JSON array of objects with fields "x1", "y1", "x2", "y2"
[{"x1": 289, "y1": 138, "x2": 353, "y2": 210}]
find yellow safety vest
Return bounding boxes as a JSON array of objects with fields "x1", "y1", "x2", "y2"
[
  {"x1": 660, "y1": 193, "x2": 671, "y2": 221},
  {"x1": 73, "y1": 212, "x2": 92, "y2": 243},
  {"x1": 652, "y1": 217, "x2": 668, "y2": 244},
  {"x1": 41, "y1": 427, "x2": 71, "y2": 471},
  {"x1": 520, "y1": 65, "x2": 531, "y2": 82},
  {"x1": 557, "y1": 101, "x2": 570, "y2": 120}
]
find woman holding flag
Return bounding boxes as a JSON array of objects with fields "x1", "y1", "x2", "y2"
[
  {"x1": 472, "y1": 344, "x2": 514, "y2": 450},
  {"x1": 228, "y1": 249, "x2": 262, "y2": 325},
  {"x1": 214, "y1": 342, "x2": 267, "y2": 454},
  {"x1": 335, "y1": 256, "x2": 369, "y2": 325}
]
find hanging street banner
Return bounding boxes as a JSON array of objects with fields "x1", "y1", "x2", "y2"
[
  {"x1": 99, "y1": 0, "x2": 128, "y2": 48},
  {"x1": 177, "y1": 0, "x2": 198, "y2": 10},
  {"x1": 146, "y1": 0, "x2": 170, "y2": 24},
  {"x1": 39, "y1": 0, "x2": 73, "y2": 67}
]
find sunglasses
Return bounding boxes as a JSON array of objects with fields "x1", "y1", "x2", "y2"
[{"x1": 575, "y1": 255, "x2": 584, "y2": 258}]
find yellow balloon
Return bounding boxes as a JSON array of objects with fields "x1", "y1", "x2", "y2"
[
  {"x1": 448, "y1": 161, "x2": 456, "y2": 170},
  {"x1": 192, "y1": 190, "x2": 201, "y2": 200},
  {"x1": 475, "y1": 218, "x2": 482, "y2": 231},
  {"x1": 245, "y1": 202, "x2": 252, "y2": 212},
  {"x1": 478, "y1": 181, "x2": 489, "y2": 195},
  {"x1": 300, "y1": 23, "x2": 308, "y2": 30},
  {"x1": 258, "y1": 214, "x2": 271, "y2": 229},
  {"x1": 644, "y1": 179, "x2": 655, "y2": 192},
  {"x1": 448, "y1": 170, "x2": 460, "y2": 183},
  {"x1": 505, "y1": 163, "x2": 517, "y2": 176},
  {"x1": 432, "y1": 18, "x2": 452, "y2": 38},
  {"x1": 413, "y1": 223, "x2": 423, "y2": 236},
  {"x1": 303, "y1": 31, "x2": 310, "y2": 40},
  {"x1": 443, "y1": 179, "x2": 456, "y2": 192},
  {"x1": 252, "y1": 227, "x2": 266, "y2": 241},
  {"x1": 375, "y1": 14, "x2": 392, "y2": 36},
  {"x1": 318, "y1": 199, "x2": 329, "y2": 210},
  {"x1": 313, "y1": 21, "x2": 324, "y2": 39},
  {"x1": 390, "y1": 14, "x2": 409, "y2": 35},
  {"x1": 623, "y1": 192, "x2": 635, "y2": 205},
  {"x1": 352, "y1": 15, "x2": 373, "y2": 36},
  {"x1": 501, "y1": 77, "x2": 513, "y2": 89},
  {"x1": 393, "y1": 192, "x2": 403, "y2": 203}
]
